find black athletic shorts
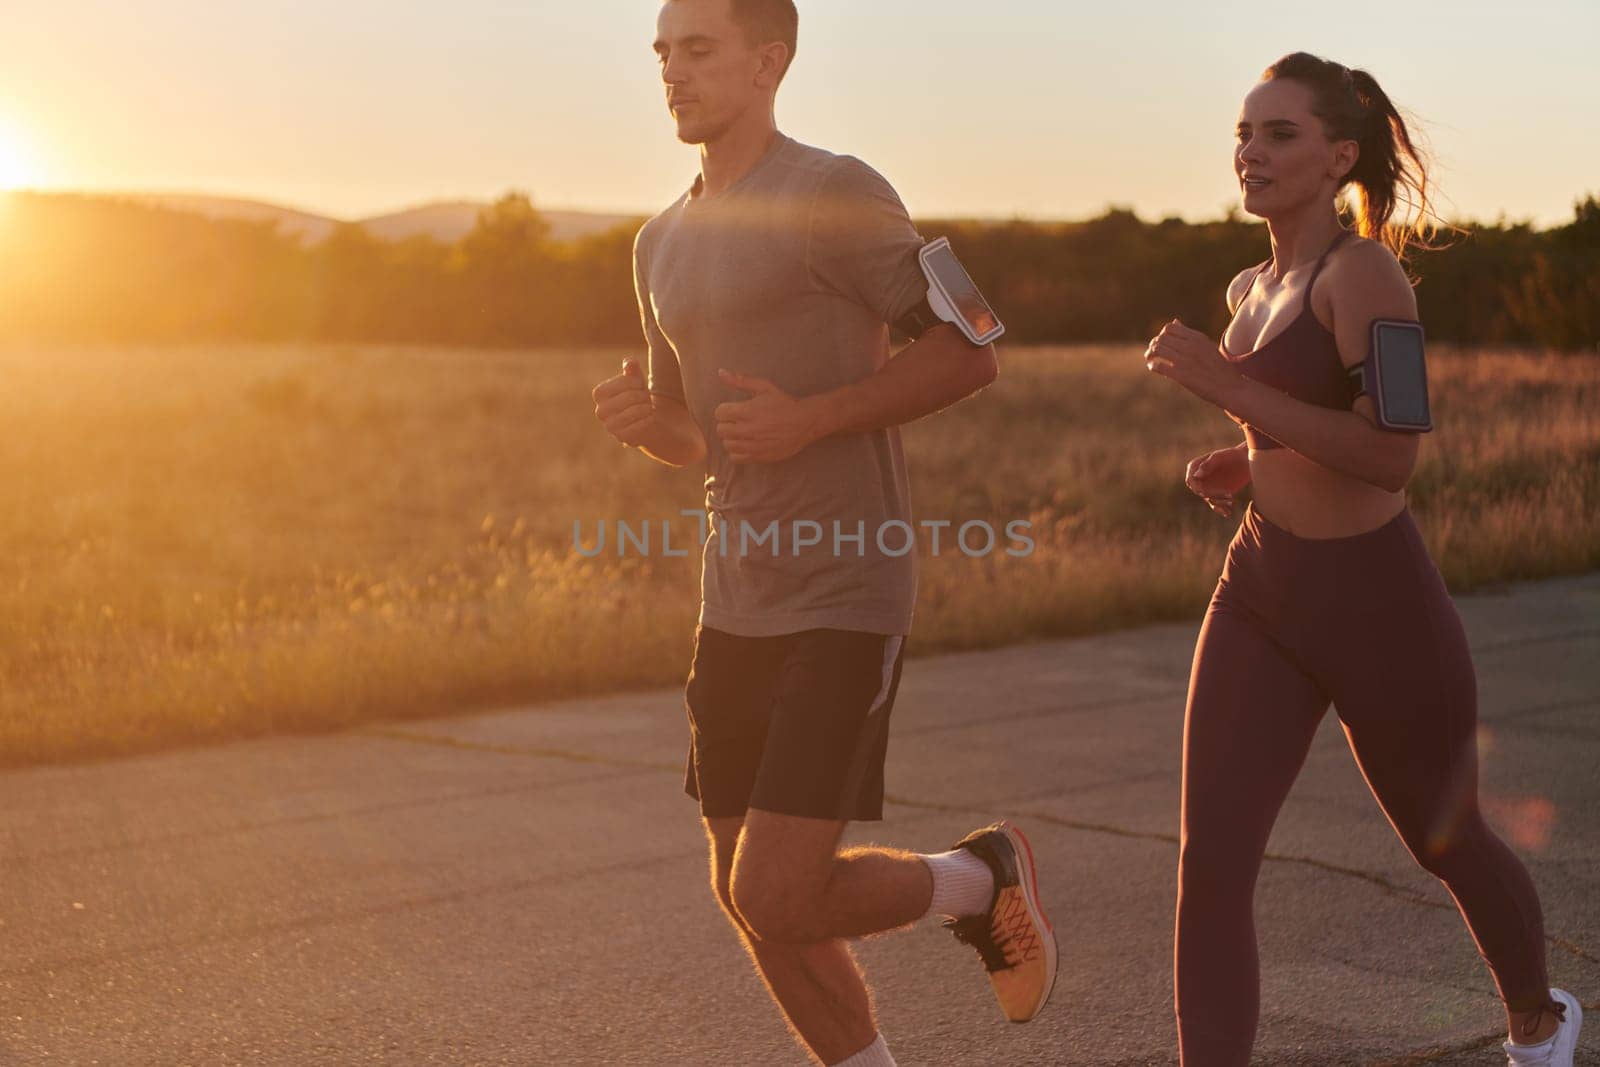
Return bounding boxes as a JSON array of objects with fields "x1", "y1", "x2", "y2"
[{"x1": 682, "y1": 625, "x2": 907, "y2": 822}]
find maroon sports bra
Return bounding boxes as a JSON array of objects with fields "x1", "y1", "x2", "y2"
[{"x1": 1221, "y1": 231, "x2": 1359, "y2": 451}]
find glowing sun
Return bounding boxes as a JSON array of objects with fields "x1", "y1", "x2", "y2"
[{"x1": 0, "y1": 120, "x2": 39, "y2": 189}]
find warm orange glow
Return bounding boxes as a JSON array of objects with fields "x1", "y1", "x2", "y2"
[
  {"x1": 0, "y1": 117, "x2": 40, "y2": 189},
  {"x1": 1482, "y1": 794, "x2": 1557, "y2": 853}
]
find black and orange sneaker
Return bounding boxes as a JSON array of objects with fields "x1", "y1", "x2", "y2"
[{"x1": 942, "y1": 821, "x2": 1057, "y2": 1023}]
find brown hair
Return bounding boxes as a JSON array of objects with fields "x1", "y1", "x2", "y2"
[
  {"x1": 729, "y1": 0, "x2": 798, "y2": 80},
  {"x1": 1262, "y1": 52, "x2": 1449, "y2": 263}
]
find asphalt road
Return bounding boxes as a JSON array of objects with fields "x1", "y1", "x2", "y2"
[{"x1": 3, "y1": 574, "x2": 1597, "y2": 1065}]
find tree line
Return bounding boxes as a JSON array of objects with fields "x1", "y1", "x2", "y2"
[{"x1": 1, "y1": 191, "x2": 1594, "y2": 350}]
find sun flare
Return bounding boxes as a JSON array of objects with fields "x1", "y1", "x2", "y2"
[{"x1": 0, "y1": 119, "x2": 39, "y2": 189}]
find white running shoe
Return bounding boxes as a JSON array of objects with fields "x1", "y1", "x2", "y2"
[{"x1": 1504, "y1": 988, "x2": 1582, "y2": 1066}]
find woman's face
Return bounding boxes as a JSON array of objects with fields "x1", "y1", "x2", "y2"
[{"x1": 1234, "y1": 78, "x2": 1357, "y2": 220}]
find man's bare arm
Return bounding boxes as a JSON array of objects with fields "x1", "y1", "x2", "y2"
[
  {"x1": 807, "y1": 325, "x2": 998, "y2": 437},
  {"x1": 714, "y1": 326, "x2": 997, "y2": 464}
]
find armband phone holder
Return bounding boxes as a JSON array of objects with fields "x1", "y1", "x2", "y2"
[
  {"x1": 896, "y1": 237, "x2": 1005, "y2": 346},
  {"x1": 1347, "y1": 319, "x2": 1432, "y2": 433}
]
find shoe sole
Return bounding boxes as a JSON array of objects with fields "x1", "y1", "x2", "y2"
[{"x1": 999, "y1": 820, "x2": 1058, "y2": 1022}]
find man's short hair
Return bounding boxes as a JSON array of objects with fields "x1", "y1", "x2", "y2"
[{"x1": 729, "y1": 0, "x2": 798, "y2": 79}]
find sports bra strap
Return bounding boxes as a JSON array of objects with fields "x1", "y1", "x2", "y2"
[
  {"x1": 1235, "y1": 260, "x2": 1270, "y2": 312},
  {"x1": 1302, "y1": 229, "x2": 1354, "y2": 313}
]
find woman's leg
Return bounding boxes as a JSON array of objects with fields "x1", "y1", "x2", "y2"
[
  {"x1": 1330, "y1": 558, "x2": 1554, "y2": 1036},
  {"x1": 1177, "y1": 600, "x2": 1330, "y2": 1066}
]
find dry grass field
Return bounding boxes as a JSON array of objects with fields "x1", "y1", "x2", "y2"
[{"x1": 2, "y1": 343, "x2": 1596, "y2": 766}]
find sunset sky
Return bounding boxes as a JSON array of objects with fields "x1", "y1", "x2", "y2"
[{"x1": 2, "y1": 0, "x2": 1595, "y2": 226}]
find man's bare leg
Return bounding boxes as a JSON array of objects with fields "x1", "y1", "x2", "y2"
[
  {"x1": 704, "y1": 815, "x2": 932, "y2": 1064},
  {"x1": 734, "y1": 810, "x2": 1057, "y2": 1025},
  {"x1": 731, "y1": 811, "x2": 934, "y2": 943},
  {"x1": 704, "y1": 807, "x2": 1054, "y2": 1060}
]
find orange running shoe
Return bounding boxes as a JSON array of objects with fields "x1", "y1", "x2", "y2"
[{"x1": 942, "y1": 821, "x2": 1058, "y2": 1023}]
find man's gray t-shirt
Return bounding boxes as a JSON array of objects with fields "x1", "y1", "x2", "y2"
[{"x1": 633, "y1": 134, "x2": 927, "y2": 638}]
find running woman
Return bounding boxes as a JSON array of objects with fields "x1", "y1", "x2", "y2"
[
  {"x1": 589, "y1": 3, "x2": 1055, "y2": 1063},
  {"x1": 1143, "y1": 52, "x2": 1582, "y2": 1066}
]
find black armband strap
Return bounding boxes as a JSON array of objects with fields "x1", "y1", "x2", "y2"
[
  {"x1": 894, "y1": 296, "x2": 943, "y2": 340},
  {"x1": 1346, "y1": 362, "x2": 1369, "y2": 400}
]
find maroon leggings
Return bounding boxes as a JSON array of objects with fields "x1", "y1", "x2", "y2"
[{"x1": 1176, "y1": 503, "x2": 1550, "y2": 1065}]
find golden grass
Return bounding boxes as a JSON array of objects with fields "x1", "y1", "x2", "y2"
[{"x1": 1, "y1": 343, "x2": 1595, "y2": 766}]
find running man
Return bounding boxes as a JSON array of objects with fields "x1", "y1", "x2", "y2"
[{"x1": 589, "y1": 2, "x2": 1056, "y2": 1063}]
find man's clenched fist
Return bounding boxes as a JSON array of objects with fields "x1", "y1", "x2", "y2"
[{"x1": 592, "y1": 359, "x2": 655, "y2": 447}]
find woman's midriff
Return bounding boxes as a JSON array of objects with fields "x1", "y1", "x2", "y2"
[{"x1": 1246, "y1": 447, "x2": 1408, "y2": 539}]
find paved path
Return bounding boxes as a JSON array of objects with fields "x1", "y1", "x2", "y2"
[{"x1": 3, "y1": 575, "x2": 1597, "y2": 1065}]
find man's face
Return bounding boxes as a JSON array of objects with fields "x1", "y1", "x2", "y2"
[{"x1": 654, "y1": 0, "x2": 770, "y2": 145}]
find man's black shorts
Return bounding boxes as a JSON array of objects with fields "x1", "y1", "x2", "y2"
[{"x1": 682, "y1": 625, "x2": 907, "y2": 822}]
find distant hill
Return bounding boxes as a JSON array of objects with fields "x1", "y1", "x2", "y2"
[
  {"x1": 80, "y1": 191, "x2": 1070, "y2": 248},
  {"x1": 121, "y1": 194, "x2": 340, "y2": 243},
  {"x1": 360, "y1": 201, "x2": 639, "y2": 244},
  {"x1": 115, "y1": 193, "x2": 638, "y2": 245}
]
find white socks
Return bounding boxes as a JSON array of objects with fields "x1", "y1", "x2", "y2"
[
  {"x1": 921, "y1": 848, "x2": 995, "y2": 920},
  {"x1": 832, "y1": 1033, "x2": 896, "y2": 1067}
]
